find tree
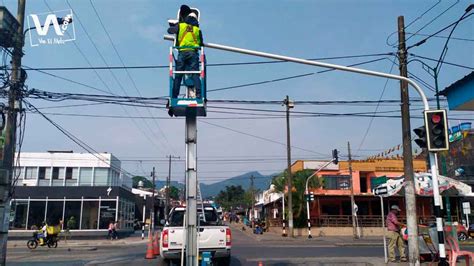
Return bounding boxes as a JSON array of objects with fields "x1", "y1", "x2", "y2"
[
  {"x1": 132, "y1": 176, "x2": 153, "y2": 189},
  {"x1": 169, "y1": 186, "x2": 180, "y2": 200},
  {"x1": 272, "y1": 169, "x2": 322, "y2": 227},
  {"x1": 215, "y1": 185, "x2": 246, "y2": 211}
]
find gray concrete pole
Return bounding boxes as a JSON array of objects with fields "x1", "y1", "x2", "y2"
[{"x1": 185, "y1": 114, "x2": 198, "y2": 265}]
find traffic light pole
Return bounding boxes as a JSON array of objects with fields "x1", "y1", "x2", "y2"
[
  {"x1": 0, "y1": 1, "x2": 26, "y2": 264},
  {"x1": 185, "y1": 114, "x2": 198, "y2": 266},
  {"x1": 164, "y1": 34, "x2": 433, "y2": 264},
  {"x1": 305, "y1": 158, "x2": 335, "y2": 239}
]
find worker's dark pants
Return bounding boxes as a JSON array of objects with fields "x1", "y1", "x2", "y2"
[{"x1": 172, "y1": 50, "x2": 201, "y2": 98}]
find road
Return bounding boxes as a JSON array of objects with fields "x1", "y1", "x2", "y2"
[{"x1": 7, "y1": 228, "x2": 473, "y2": 265}]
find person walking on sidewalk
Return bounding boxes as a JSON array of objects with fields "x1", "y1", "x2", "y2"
[{"x1": 386, "y1": 205, "x2": 407, "y2": 262}]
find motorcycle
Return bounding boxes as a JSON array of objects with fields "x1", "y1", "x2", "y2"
[{"x1": 27, "y1": 231, "x2": 59, "y2": 249}]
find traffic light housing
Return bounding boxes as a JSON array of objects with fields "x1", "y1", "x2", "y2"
[
  {"x1": 425, "y1": 110, "x2": 449, "y2": 151},
  {"x1": 305, "y1": 193, "x2": 315, "y2": 202},
  {"x1": 413, "y1": 126, "x2": 427, "y2": 148},
  {"x1": 332, "y1": 149, "x2": 339, "y2": 165}
]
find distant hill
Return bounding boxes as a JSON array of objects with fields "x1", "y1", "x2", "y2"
[
  {"x1": 154, "y1": 171, "x2": 279, "y2": 198},
  {"x1": 200, "y1": 171, "x2": 277, "y2": 198}
]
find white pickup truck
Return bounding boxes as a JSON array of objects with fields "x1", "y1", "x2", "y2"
[{"x1": 160, "y1": 205, "x2": 231, "y2": 266}]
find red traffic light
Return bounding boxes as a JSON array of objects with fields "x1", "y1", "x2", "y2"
[{"x1": 431, "y1": 114, "x2": 442, "y2": 124}]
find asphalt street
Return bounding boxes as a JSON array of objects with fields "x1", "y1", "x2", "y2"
[{"x1": 6, "y1": 228, "x2": 474, "y2": 265}]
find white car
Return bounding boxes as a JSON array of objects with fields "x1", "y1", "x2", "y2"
[{"x1": 160, "y1": 206, "x2": 231, "y2": 265}]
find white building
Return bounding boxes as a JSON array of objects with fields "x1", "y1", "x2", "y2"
[
  {"x1": 14, "y1": 151, "x2": 132, "y2": 188},
  {"x1": 10, "y1": 151, "x2": 137, "y2": 232}
]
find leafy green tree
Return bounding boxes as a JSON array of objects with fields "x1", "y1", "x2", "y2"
[
  {"x1": 215, "y1": 185, "x2": 246, "y2": 211},
  {"x1": 169, "y1": 186, "x2": 180, "y2": 200},
  {"x1": 132, "y1": 176, "x2": 154, "y2": 189},
  {"x1": 272, "y1": 169, "x2": 322, "y2": 227}
]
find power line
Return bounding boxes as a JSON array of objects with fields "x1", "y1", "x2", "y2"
[
  {"x1": 23, "y1": 100, "x2": 135, "y2": 177},
  {"x1": 407, "y1": 12, "x2": 473, "y2": 50},
  {"x1": 405, "y1": 32, "x2": 474, "y2": 42},
  {"x1": 88, "y1": 0, "x2": 176, "y2": 155},
  {"x1": 404, "y1": 0, "x2": 460, "y2": 44},
  {"x1": 409, "y1": 53, "x2": 474, "y2": 70},
  {"x1": 356, "y1": 60, "x2": 397, "y2": 153},
  {"x1": 20, "y1": 52, "x2": 394, "y2": 71},
  {"x1": 207, "y1": 57, "x2": 390, "y2": 93},
  {"x1": 42, "y1": 1, "x2": 167, "y2": 155}
]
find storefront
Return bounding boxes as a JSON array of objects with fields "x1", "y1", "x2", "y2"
[{"x1": 10, "y1": 186, "x2": 135, "y2": 231}]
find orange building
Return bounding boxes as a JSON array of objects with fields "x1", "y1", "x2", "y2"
[{"x1": 290, "y1": 159, "x2": 442, "y2": 226}]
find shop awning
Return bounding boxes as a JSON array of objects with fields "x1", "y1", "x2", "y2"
[{"x1": 373, "y1": 173, "x2": 474, "y2": 197}]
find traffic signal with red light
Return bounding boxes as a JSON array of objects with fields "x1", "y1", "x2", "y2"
[
  {"x1": 425, "y1": 110, "x2": 449, "y2": 151},
  {"x1": 413, "y1": 126, "x2": 427, "y2": 148}
]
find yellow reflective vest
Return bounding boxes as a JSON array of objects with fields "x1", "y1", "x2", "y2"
[{"x1": 177, "y1": 22, "x2": 201, "y2": 51}]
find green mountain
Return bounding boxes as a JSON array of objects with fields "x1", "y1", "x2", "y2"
[{"x1": 200, "y1": 171, "x2": 277, "y2": 198}]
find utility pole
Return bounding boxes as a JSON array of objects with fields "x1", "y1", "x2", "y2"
[
  {"x1": 165, "y1": 155, "x2": 180, "y2": 221},
  {"x1": 0, "y1": 1, "x2": 25, "y2": 264},
  {"x1": 284, "y1": 95, "x2": 294, "y2": 237},
  {"x1": 347, "y1": 142, "x2": 358, "y2": 239},
  {"x1": 185, "y1": 114, "x2": 198, "y2": 266},
  {"x1": 397, "y1": 16, "x2": 420, "y2": 265},
  {"x1": 151, "y1": 167, "x2": 156, "y2": 233},
  {"x1": 250, "y1": 175, "x2": 255, "y2": 219}
]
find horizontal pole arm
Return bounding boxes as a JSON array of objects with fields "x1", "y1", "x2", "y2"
[{"x1": 164, "y1": 35, "x2": 429, "y2": 111}]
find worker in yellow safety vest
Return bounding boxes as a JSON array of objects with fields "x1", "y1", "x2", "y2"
[{"x1": 168, "y1": 11, "x2": 204, "y2": 100}]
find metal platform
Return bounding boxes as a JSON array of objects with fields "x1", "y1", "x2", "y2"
[{"x1": 169, "y1": 97, "x2": 206, "y2": 117}]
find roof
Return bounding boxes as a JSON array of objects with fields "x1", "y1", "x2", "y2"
[{"x1": 440, "y1": 71, "x2": 474, "y2": 96}]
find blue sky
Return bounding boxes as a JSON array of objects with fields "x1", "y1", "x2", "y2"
[{"x1": 2, "y1": 0, "x2": 473, "y2": 184}]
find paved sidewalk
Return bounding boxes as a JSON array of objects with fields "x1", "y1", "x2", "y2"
[
  {"x1": 230, "y1": 223, "x2": 383, "y2": 246},
  {"x1": 7, "y1": 235, "x2": 148, "y2": 249}
]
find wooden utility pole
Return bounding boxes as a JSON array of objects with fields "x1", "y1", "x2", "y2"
[
  {"x1": 0, "y1": 1, "x2": 25, "y2": 264},
  {"x1": 397, "y1": 16, "x2": 420, "y2": 265},
  {"x1": 284, "y1": 95, "x2": 294, "y2": 237},
  {"x1": 347, "y1": 142, "x2": 358, "y2": 239}
]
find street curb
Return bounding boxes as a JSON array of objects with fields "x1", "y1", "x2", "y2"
[{"x1": 335, "y1": 242, "x2": 383, "y2": 247}]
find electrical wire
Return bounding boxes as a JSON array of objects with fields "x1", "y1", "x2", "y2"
[
  {"x1": 88, "y1": 0, "x2": 176, "y2": 155},
  {"x1": 405, "y1": 0, "x2": 460, "y2": 44},
  {"x1": 356, "y1": 60, "x2": 397, "y2": 153},
  {"x1": 207, "y1": 57, "x2": 390, "y2": 93},
  {"x1": 409, "y1": 53, "x2": 474, "y2": 70},
  {"x1": 24, "y1": 100, "x2": 135, "y2": 177}
]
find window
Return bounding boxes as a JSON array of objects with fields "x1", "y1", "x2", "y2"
[
  {"x1": 10, "y1": 201, "x2": 28, "y2": 230},
  {"x1": 65, "y1": 167, "x2": 78, "y2": 179},
  {"x1": 323, "y1": 175, "x2": 350, "y2": 190},
  {"x1": 46, "y1": 201, "x2": 64, "y2": 226},
  {"x1": 94, "y1": 168, "x2": 109, "y2": 186},
  {"x1": 81, "y1": 201, "x2": 99, "y2": 229},
  {"x1": 38, "y1": 167, "x2": 50, "y2": 179},
  {"x1": 28, "y1": 201, "x2": 46, "y2": 230},
  {"x1": 79, "y1": 168, "x2": 92, "y2": 186},
  {"x1": 24, "y1": 167, "x2": 37, "y2": 180},
  {"x1": 64, "y1": 201, "x2": 81, "y2": 230},
  {"x1": 99, "y1": 201, "x2": 116, "y2": 229},
  {"x1": 52, "y1": 167, "x2": 63, "y2": 179}
]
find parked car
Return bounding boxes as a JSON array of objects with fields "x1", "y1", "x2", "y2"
[
  {"x1": 467, "y1": 224, "x2": 474, "y2": 239},
  {"x1": 160, "y1": 205, "x2": 231, "y2": 266},
  {"x1": 444, "y1": 223, "x2": 468, "y2": 241}
]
